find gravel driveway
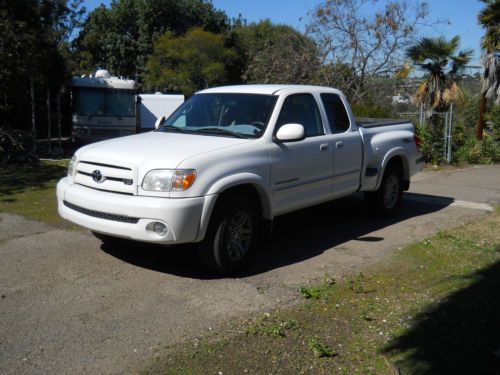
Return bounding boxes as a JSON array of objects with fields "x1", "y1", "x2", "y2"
[{"x1": 1, "y1": 165, "x2": 498, "y2": 374}]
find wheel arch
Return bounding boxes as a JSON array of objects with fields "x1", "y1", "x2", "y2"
[
  {"x1": 376, "y1": 149, "x2": 410, "y2": 191},
  {"x1": 196, "y1": 174, "x2": 272, "y2": 242}
]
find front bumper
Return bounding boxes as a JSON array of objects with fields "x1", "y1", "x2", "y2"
[{"x1": 57, "y1": 177, "x2": 206, "y2": 244}]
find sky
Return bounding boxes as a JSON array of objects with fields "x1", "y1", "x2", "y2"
[{"x1": 83, "y1": 0, "x2": 486, "y2": 67}]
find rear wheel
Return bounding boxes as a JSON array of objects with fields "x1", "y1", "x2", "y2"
[
  {"x1": 366, "y1": 163, "x2": 403, "y2": 217},
  {"x1": 198, "y1": 195, "x2": 260, "y2": 275}
]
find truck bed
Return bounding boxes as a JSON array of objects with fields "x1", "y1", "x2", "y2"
[{"x1": 356, "y1": 117, "x2": 410, "y2": 128}]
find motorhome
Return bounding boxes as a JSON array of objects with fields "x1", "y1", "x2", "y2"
[{"x1": 71, "y1": 69, "x2": 183, "y2": 143}]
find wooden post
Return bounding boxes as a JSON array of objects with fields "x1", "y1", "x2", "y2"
[
  {"x1": 30, "y1": 77, "x2": 37, "y2": 155},
  {"x1": 57, "y1": 92, "x2": 62, "y2": 154},
  {"x1": 47, "y1": 89, "x2": 51, "y2": 154}
]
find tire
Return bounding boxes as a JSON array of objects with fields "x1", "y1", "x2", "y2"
[
  {"x1": 198, "y1": 194, "x2": 260, "y2": 275},
  {"x1": 366, "y1": 163, "x2": 403, "y2": 217}
]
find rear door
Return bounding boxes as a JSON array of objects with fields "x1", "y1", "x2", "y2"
[
  {"x1": 320, "y1": 93, "x2": 362, "y2": 198},
  {"x1": 270, "y1": 93, "x2": 334, "y2": 216}
]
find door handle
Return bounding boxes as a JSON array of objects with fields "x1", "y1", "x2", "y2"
[
  {"x1": 336, "y1": 141, "x2": 344, "y2": 148},
  {"x1": 320, "y1": 143, "x2": 329, "y2": 151}
]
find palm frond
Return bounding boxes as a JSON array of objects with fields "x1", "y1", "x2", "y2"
[
  {"x1": 406, "y1": 36, "x2": 457, "y2": 63},
  {"x1": 478, "y1": 0, "x2": 500, "y2": 28},
  {"x1": 479, "y1": 0, "x2": 500, "y2": 50},
  {"x1": 395, "y1": 62, "x2": 412, "y2": 79},
  {"x1": 481, "y1": 51, "x2": 500, "y2": 103},
  {"x1": 450, "y1": 49, "x2": 474, "y2": 77}
]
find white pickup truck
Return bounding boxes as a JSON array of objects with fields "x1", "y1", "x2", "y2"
[{"x1": 57, "y1": 85, "x2": 423, "y2": 273}]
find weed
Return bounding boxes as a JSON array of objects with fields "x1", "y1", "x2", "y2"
[
  {"x1": 299, "y1": 286, "x2": 323, "y2": 299},
  {"x1": 348, "y1": 272, "x2": 366, "y2": 293},
  {"x1": 246, "y1": 314, "x2": 298, "y2": 337},
  {"x1": 308, "y1": 337, "x2": 337, "y2": 358},
  {"x1": 361, "y1": 301, "x2": 376, "y2": 321}
]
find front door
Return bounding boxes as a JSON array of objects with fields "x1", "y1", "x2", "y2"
[{"x1": 270, "y1": 93, "x2": 334, "y2": 216}]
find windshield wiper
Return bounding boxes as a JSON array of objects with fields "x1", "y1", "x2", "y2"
[
  {"x1": 193, "y1": 127, "x2": 250, "y2": 139},
  {"x1": 159, "y1": 125, "x2": 190, "y2": 134}
]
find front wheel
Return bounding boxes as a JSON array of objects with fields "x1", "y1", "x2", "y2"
[
  {"x1": 366, "y1": 164, "x2": 403, "y2": 217},
  {"x1": 198, "y1": 195, "x2": 260, "y2": 275}
]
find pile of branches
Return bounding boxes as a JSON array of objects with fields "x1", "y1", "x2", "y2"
[{"x1": 0, "y1": 128, "x2": 37, "y2": 166}]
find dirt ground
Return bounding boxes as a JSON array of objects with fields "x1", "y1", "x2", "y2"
[{"x1": 1, "y1": 165, "x2": 499, "y2": 374}]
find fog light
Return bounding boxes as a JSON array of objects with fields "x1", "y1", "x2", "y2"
[{"x1": 153, "y1": 222, "x2": 168, "y2": 237}]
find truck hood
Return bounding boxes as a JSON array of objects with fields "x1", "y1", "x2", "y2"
[{"x1": 75, "y1": 131, "x2": 251, "y2": 171}]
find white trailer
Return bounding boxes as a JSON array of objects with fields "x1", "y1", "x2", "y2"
[{"x1": 136, "y1": 93, "x2": 184, "y2": 131}]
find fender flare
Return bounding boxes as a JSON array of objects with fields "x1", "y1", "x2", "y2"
[
  {"x1": 195, "y1": 173, "x2": 272, "y2": 242},
  {"x1": 375, "y1": 148, "x2": 410, "y2": 190}
]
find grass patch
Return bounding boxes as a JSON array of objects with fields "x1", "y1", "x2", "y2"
[
  {"x1": 246, "y1": 313, "x2": 299, "y2": 337},
  {"x1": 143, "y1": 210, "x2": 500, "y2": 375},
  {"x1": 308, "y1": 336, "x2": 338, "y2": 358},
  {"x1": 0, "y1": 160, "x2": 71, "y2": 227}
]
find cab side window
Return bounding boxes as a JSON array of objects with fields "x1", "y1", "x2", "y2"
[
  {"x1": 321, "y1": 93, "x2": 350, "y2": 133},
  {"x1": 276, "y1": 94, "x2": 324, "y2": 137}
]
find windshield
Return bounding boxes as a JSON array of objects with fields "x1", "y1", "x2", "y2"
[
  {"x1": 160, "y1": 93, "x2": 277, "y2": 138},
  {"x1": 73, "y1": 87, "x2": 135, "y2": 118}
]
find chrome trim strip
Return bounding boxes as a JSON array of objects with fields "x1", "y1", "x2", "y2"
[
  {"x1": 333, "y1": 168, "x2": 361, "y2": 178},
  {"x1": 273, "y1": 174, "x2": 333, "y2": 192}
]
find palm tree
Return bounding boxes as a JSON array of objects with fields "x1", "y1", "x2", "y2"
[
  {"x1": 477, "y1": 0, "x2": 500, "y2": 140},
  {"x1": 400, "y1": 36, "x2": 472, "y2": 161},
  {"x1": 405, "y1": 36, "x2": 472, "y2": 111}
]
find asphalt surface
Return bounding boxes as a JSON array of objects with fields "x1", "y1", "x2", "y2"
[{"x1": 1, "y1": 165, "x2": 499, "y2": 374}]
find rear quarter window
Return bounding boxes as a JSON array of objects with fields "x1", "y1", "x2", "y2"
[{"x1": 321, "y1": 93, "x2": 351, "y2": 133}]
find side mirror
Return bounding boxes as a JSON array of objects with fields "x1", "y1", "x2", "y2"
[
  {"x1": 275, "y1": 123, "x2": 305, "y2": 142},
  {"x1": 154, "y1": 116, "x2": 166, "y2": 130}
]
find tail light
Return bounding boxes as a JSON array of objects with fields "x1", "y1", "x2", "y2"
[{"x1": 414, "y1": 135, "x2": 422, "y2": 152}]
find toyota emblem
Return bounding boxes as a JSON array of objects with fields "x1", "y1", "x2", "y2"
[{"x1": 91, "y1": 170, "x2": 105, "y2": 183}]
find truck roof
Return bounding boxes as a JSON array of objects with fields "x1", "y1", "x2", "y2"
[{"x1": 198, "y1": 84, "x2": 342, "y2": 96}]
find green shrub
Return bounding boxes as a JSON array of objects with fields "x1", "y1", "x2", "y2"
[
  {"x1": 415, "y1": 121, "x2": 444, "y2": 164},
  {"x1": 485, "y1": 103, "x2": 500, "y2": 141},
  {"x1": 454, "y1": 137, "x2": 500, "y2": 165},
  {"x1": 351, "y1": 101, "x2": 393, "y2": 118}
]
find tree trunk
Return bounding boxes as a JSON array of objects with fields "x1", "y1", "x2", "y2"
[{"x1": 477, "y1": 93, "x2": 486, "y2": 140}]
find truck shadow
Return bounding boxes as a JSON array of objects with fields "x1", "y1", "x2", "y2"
[
  {"x1": 382, "y1": 259, "x2": 500, "y2": 375},
  {"x1": 101, "y1": 192, "x2": 455, "y2": 279}
]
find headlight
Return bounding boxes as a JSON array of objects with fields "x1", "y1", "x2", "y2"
[
  {"x1": 142, "y1": 169, "x2": 197, "y2": 192},
  {"x1": 67, "y1": 155, "x2": 76, "y2": 178}
]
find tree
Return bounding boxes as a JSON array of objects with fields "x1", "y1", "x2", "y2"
[
  {"x1": 0, "y1": 0, "x2": 84, "y2": 130},
  {"x1": 403, "y1": 36, "x2": 472, "y2": 162},
  {"x1": 307, "y1": 0, "x2": 429, "y2": 102},
  {"x1": 144, "y1": 27, "x2": 236, "y2": 95},
  {"x1": 73, "y1": 0, "x2": 229, "y2": 79},
  {"x1": 230, "y1": 20, "x2": 319, "y2": 84},
  {"x1": 476, "y1": 0, "x2": 500, "y2": 140}
]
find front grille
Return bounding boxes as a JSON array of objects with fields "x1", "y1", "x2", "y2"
[
  {"x1": 78, "y1": 171, "x2": 133, "y2": 185},
  {"x1": 79, "y1": 161, "x2": 131, "y2": 170},
  {"x1": 63, "y1": 200, "x2": 139, "y2": 224},
  {"x1": 75, "y1": 161, "x2": 135, "y2": 195}
]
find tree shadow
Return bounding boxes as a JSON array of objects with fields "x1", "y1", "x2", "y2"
[
  {"x1": 383, "y1": 258, "x2": 500, "y2": 375},
  {"x1": 101, "y1": 192, "x2": 455, "y2": 279},
  {"x1": 0, "y1": 162, "x2": 67, "y2": 198}
]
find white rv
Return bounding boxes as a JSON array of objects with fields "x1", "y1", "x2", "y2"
[
  {"x1": 71, "y1": 69, "x2": 184, "y2": 143},
  {"x1": 72, "y1": 69, "x2": 136, "y2": 144}
]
